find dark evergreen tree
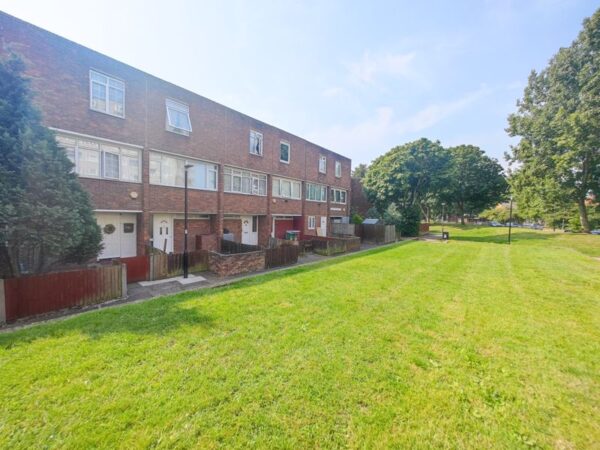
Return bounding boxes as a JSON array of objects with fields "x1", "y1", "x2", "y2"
[{"x1": 0, "y1": 56, "x2": 102, "y2": 276}]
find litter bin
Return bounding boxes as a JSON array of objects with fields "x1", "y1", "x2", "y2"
[
  {"x1": 442, "y1": 231, "x2": 449, "y2": 240},
  {"x1": 285, "y1": 230, "x2": 300, "y2": 241}
]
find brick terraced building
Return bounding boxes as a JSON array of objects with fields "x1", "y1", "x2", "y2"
[{"x1": 0, "y1": 12, "x2": 352, "y2": 259}]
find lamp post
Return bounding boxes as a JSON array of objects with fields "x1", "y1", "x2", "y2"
[
  {"x1": 441, "y1": 202, "x2": 446, "y2": 235},
  {"x1": 508, "y1": 195, "x2": 513, "y2": 245},
  {"x1": 183, "y1": 163, "x2": 194, "y2": 278}
]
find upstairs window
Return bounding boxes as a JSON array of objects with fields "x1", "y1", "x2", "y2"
[
  {"x1": 305, "y1": 183, "x2": 327, "y2": 202},
  {"x1": 272, "y1": 177, "x2": 301, "y2": 199},
  {"x1": 223, "y1": 167, "x2": 267, "y2": 196},
  {"x1": 280, "y1": 141, "x2": 290, "y2": 163},
  {"x1": 166, "y1": 99, "x2": 192, "y2": 135},
  {"x1": 335, "y1": 161, "x2": 342, "y2": 177},
  {"x1": 330, "y1": 188, "x2": 347, "y2": 204},
  {"x1": 319, "y1": 155, "x2": 327, "y2": 174},
  {"x1": 56, "y1": 134, "x2": 140, "y2": 182},
  {"x1": 89, "y1": 70, "x2": 125, "y2": 118},
  {"x1": 250, "y1": 130, "x2": 263, "y2": 156},
  {"x1": 149, "y1": 152, "x2": 217, "y2": 190}
]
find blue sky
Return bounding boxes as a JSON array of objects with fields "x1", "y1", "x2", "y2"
[{"x1": 1, "y1": 0, "x2": 597, "y2": 168}]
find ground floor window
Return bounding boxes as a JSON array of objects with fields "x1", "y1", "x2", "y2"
[{"x1": 308, "y1": 216, "x2": 316, "y2": 230}]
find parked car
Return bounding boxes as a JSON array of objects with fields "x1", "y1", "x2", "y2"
[
  {"x1": 522, "y1": 223, "x2": 544, "y2": 230},
  {"x1": 591, "y1": 229, "x2": 600, "y2": 235},
  {"x1": 489, "y1": 221, "x2": 503, "y2": 227}
]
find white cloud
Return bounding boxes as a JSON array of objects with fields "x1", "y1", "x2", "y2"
[
  {"x1": 306, "y1": 86, "x2": 492, "y2": 164},
  {"x1": 347, "y1": 51, "x2": 417, "y2": 84}
]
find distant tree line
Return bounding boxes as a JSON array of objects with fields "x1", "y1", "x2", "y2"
[{"x1": 359, "y1": 138, "x2": 507, "y2": 235}]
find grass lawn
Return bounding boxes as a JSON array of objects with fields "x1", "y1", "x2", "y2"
[{"x1": 1, "y1": 226, "x2": 599, "y2": 448}]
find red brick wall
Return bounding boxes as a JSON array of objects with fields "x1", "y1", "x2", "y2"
[
  {"x1": 222, "y1": 193, "x2": 268, "y2": 215},
  {"x1": 222, "y1": 219, "x2": 242, "y2": 243},
  {"x1": 173, "y1": 219, "x2": 211, "y2": 253},
  {"x1": 80, "y1": 179, "x2": 143, "y2": 211},
  {"x1": 147, "y1": 184, "x2": 218, "y2": 214},
  {"x1": 271, "y1": 198, "x2": 302, "y2": 215},
  {"x1": 196, "y1": 233, "x2": 218, "y2": 252}
]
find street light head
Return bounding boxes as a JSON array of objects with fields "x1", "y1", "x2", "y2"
[{"x1": 184, "y1": 164, "x2": 194, "y2": 170}]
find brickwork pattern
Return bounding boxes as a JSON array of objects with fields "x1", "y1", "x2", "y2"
[{"x1": 208, "y1": 251, "x2": 265, "y2": 277}]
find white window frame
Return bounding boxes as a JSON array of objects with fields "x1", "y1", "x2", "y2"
[
  {"x1": 335, "y1": 161, "x2": 342, "y2": 178},
  {"x1": 249, "y1": 130, "x2": 263, "y2": 156},
  {"x1": 272, "y1": 177, "x2": 301, "y2": 200},
  {"x1": 319, "y1": 155, "x2": 327, "y2": 174},
  {"x1": 308, "y1": 216, "x2": 316, "y2": 230},
  {"x1": 102, "y1": 150, "x2": 120, "y2": 180},
  {"x1": 149, "y1": 151, "x2": 217, "y2": 191},
  {"x1": 165, "y1": 99, "x2": 192, "y2": 135},
  {"x1": 330, "y1": 188, "x2": 347, "y2": 204},
  {"x1": 89, "y1": 70, "x2": 125, "y2": 118},
  {"x1": 223, "y1": 166, "x2": 267, "y2": 196},
  {"x1": 280, "y1": 141, "x2": 290, "y2": 164},
  {"x1": 305, "y1": 182, "x2": 327, "y2": 202},
  {"x1": 56, "y1": 134, "x2": 141, "y2": 183}
]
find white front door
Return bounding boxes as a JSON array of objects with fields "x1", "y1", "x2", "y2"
[
  {"x1": 153, "y1": 214, "x2": 174, "y2": 253},
  {"x1": 96, "y1": 213, "x2": 137, "y2": 259},
  {"x1": 241, "y1": 215, "x2": 258, "y2": 245},
  {"x1": 320, "y1": 216, "x2": 328, "y2": 236}
]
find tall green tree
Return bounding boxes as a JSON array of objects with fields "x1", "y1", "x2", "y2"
[
  {"x1": 507, "y1": 9, "x2": 600, "y2": 232},
  {"x1": 351, "y1": 163, "x2": 368, "y2": 180},
  {"x1": 363, "y1": 138, "x2": 450, "y2": 235},
  {"x1": 0, "y1": 56, "x2": 102, "y2": 277},
  {"x1": 441, "y1": 145, "x2": 507, "y2": 224},
  {"x1": 363, "y1": 138, "x2": 450, "y2": 213}
]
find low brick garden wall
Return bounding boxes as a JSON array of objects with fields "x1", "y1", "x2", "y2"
[{"x1": 208, "y1": 251, "x2": 265, "y2": 277}]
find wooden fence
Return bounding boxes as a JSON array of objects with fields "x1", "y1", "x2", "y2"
[
  {"x1": 1, "y1": 264, "x2": 125, "y2": 322},
  {"x1": 265, "y1": 245, "x2": 299, "y2": 269},
  {"x1": 120, "y1": 255, "x2": 149, "y2": 283},
  {"x1": 149, "y1": 250, "x2": 209, "y2": 280},
  {"x1": 331, "y1": 223, "x2": 356, "y2": 237},
  {"x1": 358, "y1": 224, "x2": 396, "y2": 244}
]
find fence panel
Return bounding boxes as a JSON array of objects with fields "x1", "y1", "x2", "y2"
[
  {"x1": 121, "y1": 255, "x2": 149, "y2": 283},
  {"x1": 3, "y1": 265, "x2": 123, "y2": 322},
  {"x1": 149, "y1": 250, "x2": 209, "y2": 280},
  {"x1": 383, "y1": 225, "x2": 396, "y2": 243},
  {"x1": 360, "y1": 224, "x2": 396, "y2": 244},
  {"x1": 311, "y1": 236, "x2": 361, "y2": 256},
  {"x1": 331, "y1": 223, "x2": 356, "y2": 237},
  {"x1": 265, "y1": 245, "x2": 299, "y2": 269}
]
